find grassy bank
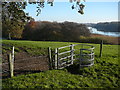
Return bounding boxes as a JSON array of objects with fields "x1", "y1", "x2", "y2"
[
  {"x1": 2, "y1": 40, "x2": 120, "y2": 88},
  {"x1": 90, "y1": 34, "x2": 119, "y2": 45},
  {"x1": 2, "y1": 39, "x2": 119, "y2": 56}
]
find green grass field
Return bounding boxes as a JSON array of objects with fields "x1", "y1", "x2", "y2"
[{"x1": 2, "y1": 40, "x2": 120, "y2": 88}]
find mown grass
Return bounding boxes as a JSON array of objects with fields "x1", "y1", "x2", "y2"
[
  {"x1": 2, "y1": 40, "x2": 74, "y2": 56},
  {"x1": 2, "y1": 40, "x2": 120, "y2": 88},
  {"x1": 2, "y1": 40, "x2": 119, "y2": 56}
]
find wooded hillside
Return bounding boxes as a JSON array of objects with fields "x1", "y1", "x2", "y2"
[
  {"x1": 87, "y1": 22, "x2": 119, "y2": 32},
  {"x1": 22, "y1": 21, "x2": 90, "y2": 41}
]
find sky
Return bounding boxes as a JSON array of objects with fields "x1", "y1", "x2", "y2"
[{"x1": 24, "y1": 1, "x2": 119, "y2": 23}]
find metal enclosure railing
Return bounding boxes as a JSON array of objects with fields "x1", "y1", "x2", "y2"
[
  {"x1": 79, "y1": 46, "x2": 95, "y2": 67},
  {"x1": 51, "y1": 44, "x2": 95, "y2": 69}
]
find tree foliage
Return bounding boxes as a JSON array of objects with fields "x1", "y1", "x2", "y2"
[
  {"x1": 2, "y1": 2, "x2": 33, "y2": 39},
  {"x1": 33, "y1": 0, "x2": 86, "y2": 15},
  {"x1": 22, "y1": 21, "x2": 90, "y2": 41}
]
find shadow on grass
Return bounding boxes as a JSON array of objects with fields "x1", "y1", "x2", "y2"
[{"x1": 65, "y1": 64, "x2": 81, "y2": 75}]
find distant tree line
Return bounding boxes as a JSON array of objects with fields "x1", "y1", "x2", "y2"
[
  {"x1": 89, "y1": 22, "x2": 120, "y2": 32},
  {"x1": 22, "y1": 21, "x2": 91, "y2": 42}
]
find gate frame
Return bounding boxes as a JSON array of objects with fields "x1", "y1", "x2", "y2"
[{"x1": 49, "y1": 44, "x2": 95, "y2": 69}]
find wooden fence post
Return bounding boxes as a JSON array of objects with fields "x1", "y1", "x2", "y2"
[
  {"x1": 79, "y1": 49, "x2": 82, "y2": 68},
  {"x1": 70, "y1": 44, "x2": 74, "y2": 64},
  {"x1": 55, "y1": 48, "x2": 58, "y2": 69},
  {"x1": 8, "y1": 53, "x2": 14, "y2": 77},
  {"x1": 99, "y1": 40, "x2": 103, "y2": 58},
  {"x1": 48, "y1": 47, "x2": 52, "y2": 70},
  {"x1": 12, "y1": 46, "x2": 14, "y2": 62},
  {"x1": 8, "y1": 33, "x2": 11, "y2": 40}
]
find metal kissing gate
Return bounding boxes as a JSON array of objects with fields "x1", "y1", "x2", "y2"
[
  {"x1": 80, "y1": 47, "x2": 94, "y2": 67},
  {"x1": 49, "y1": 44, "x2": 95, "y2": 69}
]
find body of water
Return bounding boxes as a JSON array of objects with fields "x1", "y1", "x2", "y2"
[{"x1": 88, "y1": 27, "x2": 120, "y2": 37}]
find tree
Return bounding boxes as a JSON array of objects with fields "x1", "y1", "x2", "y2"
[{"x1": 2, "y1": 2, "x2": 33, "y2": 39}]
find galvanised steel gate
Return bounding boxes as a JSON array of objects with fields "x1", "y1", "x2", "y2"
[{"x1": 50, "y1": 44, "x2": 95, "y2": 69}]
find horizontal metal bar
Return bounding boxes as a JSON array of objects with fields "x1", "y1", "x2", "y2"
[
  {"x1": 58, "y1": 50, "x2": 71, "y2": 55},
  {"x1": 59, "y1": 55, "x2": 71, "y2": 61},
  {"x1": 67, "y1": 59, "x2": 75, "y2": 63},
  {"x1": 64, "y1": 63, "x2": 72, "y2": 67},
  {"x1": 81, "y1": 53, "x2": 94, "y2": 56},
  {"x1": 60, "y1": 62, "x2": 66, "y2": 65},
  {"x1": 80, "y1": 58, "x2": 94, "y2": 61},
  {"x1": 58, "y1": 64, "x2": 72, "y2": 69},
  {"x1": 80, "y1": 48, "x2": 94, "y2": 51},
  {"x1": 59, "y1": 59, "x2": 75, "y2": 66},
  {"x1": 58, "y1": 45, "x2": 71, "y2": 49},
  {"x1": 59, "y1": 54, "x2": 75, "y2": 61}
]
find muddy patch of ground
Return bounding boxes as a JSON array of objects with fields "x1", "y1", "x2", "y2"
[{"x1": 2, "y1": 51, "x2": 49, "y2": 78}]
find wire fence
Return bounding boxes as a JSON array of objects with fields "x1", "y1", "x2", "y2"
[
  {"x1": 2, "y1": 55, "x2": 49, "y2": 78},
  {"x1": 2, "y1": 44, "x2": 50, "y2": 78}
]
